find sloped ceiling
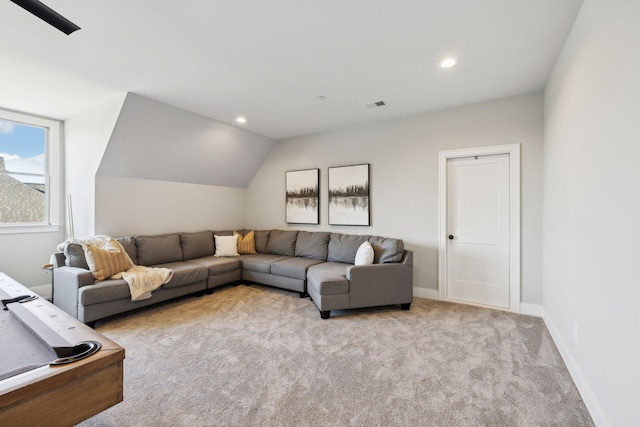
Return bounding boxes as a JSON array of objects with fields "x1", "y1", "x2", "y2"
[
  {"x1": 97, "y1": 93, "x2": 276, "y2": 188},
  {"x1": 0, "y1": 0, "x2": 583, "y2": 140}
]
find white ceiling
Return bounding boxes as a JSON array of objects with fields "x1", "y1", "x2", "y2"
[{"x1": 0, "y1": 0, "x2": 583, "y2": 140}]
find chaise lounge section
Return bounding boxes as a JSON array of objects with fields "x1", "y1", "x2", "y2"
[{"x1": 52, "y1": 229, "x2": 413, "y2": 324}]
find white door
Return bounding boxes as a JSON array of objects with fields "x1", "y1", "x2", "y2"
[{"x1": 446, "y1": 154, "x2": 510, "y2": 308}]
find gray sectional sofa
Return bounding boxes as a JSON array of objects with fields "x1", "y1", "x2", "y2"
[{"x1": 52, "y1": 229, "x2": 413, "y2": 325}]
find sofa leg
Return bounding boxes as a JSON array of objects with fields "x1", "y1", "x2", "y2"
[
  {"x1": 205, "y1": 289, "x2": 214, "y2": 295},
  {"x1": 298, "y1": 291, "x2": 308, "y2": 298},
  {"x1": 401, "y1": 303, "x2": 411, "y2": 310},
  {"x1": 85, "y1": 321, "x2": 97, "y2": 329},
  {"x1": 320, "y1": 310, "x2": 331, "y2": 319}
]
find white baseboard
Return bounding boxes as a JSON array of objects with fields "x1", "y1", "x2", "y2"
[
  {"x1": 413, "y1": 287, "x2": 438, "y2": 300},
  {"x1": 520, "y1": 302, "x2": 542, "y2": 317},
  {"x1": 542, "y1": 308, "x2": 610, "y2": 427}
]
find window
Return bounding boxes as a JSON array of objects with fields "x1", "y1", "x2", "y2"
[{"x1": 0, "y1": 109, "x2": 61, "y2": 233}]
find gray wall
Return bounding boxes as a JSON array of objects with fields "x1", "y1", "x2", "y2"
[
  {"x1": 64, "y1": 93, "x2": 276, "y2": 237},
  {"x1": 98, "y1": 93, "x2": 276, "y2": 187},
  {"x1": 246, "y1": 92, "x2": 544, "y2": 303},
  {"x1": 65, "y1": 94, "x2": 126, "y2": 237},
  {"x1": 543, "y1": 0, "x2": 640, "y2": 425},
  {"x1": 95, "y1": 176, "x2": 246, "y2": 236},
  {"x1": 0, "y1": 231, "x2": 63, "y2": 290}
]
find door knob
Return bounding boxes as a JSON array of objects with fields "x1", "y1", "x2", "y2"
[{"x1": 448, "y1": 235, "x2": 454, "y2": 240}]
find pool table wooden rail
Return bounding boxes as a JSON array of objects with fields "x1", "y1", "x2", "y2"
[{"x1": 0, "y1": 273, "x2": 125, "y2": 427}]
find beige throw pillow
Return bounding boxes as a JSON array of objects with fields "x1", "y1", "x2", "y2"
[
  {"x1": 214, "y1": 234, "x2": 240, "y2": 257},
  {"x1": 85, "y1": 239, "x2": 132, "y2": 281},
  {"x1": 354, "y1": 241, "x2": 375, "y2": 266},
  {"x1": 234, "y1": 230, "x2": 257, "y2": 254}
]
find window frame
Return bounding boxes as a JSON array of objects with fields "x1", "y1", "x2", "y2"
[{"x1": 0, "y1": 109, "x2": 61, "y2": 234}]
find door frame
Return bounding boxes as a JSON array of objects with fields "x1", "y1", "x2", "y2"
[{"x1": 437, "y1": 144, "x2": 521, "y2": 313}]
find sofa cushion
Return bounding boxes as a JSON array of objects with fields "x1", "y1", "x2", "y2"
[
  {"x1": 234, "y1": 230, "x2": 257, "y2": 254},
  {"x1": 368, "y1": 236, "x2": 405, "y2": 264},
  {"x1": 152, "y1": 261, "x2": 208, "y2": 289},
  {"x1": 214, "y1": 235, "x2": 239, "y2": 257},
  {"x1": 186, "y1": 257, "x2": 241, "y2": 276},
  {"x1": 79, "y1": 278, "x2": 131, "y2": 305},
  {"x1": 295, "y1": 231, "x2": 330, "y2": 260},
  {"x1": 254, "y1": 230, "x2": 271, "y2": 253},
  {"x1": 242, "y1": 254, "x2": 290, "y2": 274},
  {"x1": 136, "y1": 234, "x2": 183, "y2": 266},
  {"x1": 327, "y1": 233, "x2": 371, "y2": 264},
  {"x1": 266, "y1": 230, "x2": 299, "y2": 256},
  {"x1": 180, "y1": 231, "x2": 214, "y2": 261},
  {"x1": 354, "y1": 241, "x2": 374, "y2": 266},
  {"x1": 115, "y1": 236, "x2": 138, "y2": 265},
  {"x1": 271, "y1": 257, "x2": 325, "y2": 280},
  {"x1": 64, "y1": 243, "x2": 89, "y2": 269},
  {"x1": 307, "y1": 262, "x2": 350, "y2": 295}
]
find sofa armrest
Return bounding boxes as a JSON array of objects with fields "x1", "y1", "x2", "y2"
[
  {"x1": 346, "y1": 262, "x2": 413, "y2": 308},
  {"x1": 400, "y1": 250, "x2": 413, "y2": 267},
  {"x1": 53, "y1": 266, "x2": 95, "y2": 319}
]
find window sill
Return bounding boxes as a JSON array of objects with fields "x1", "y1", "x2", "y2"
[{"x1": 0, "y1": 224, "x2": 61, "y2": 235}]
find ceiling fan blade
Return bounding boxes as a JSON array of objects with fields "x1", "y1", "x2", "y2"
[{"x1": 10, "y1": 0, "x2": 81, "y2": 35}]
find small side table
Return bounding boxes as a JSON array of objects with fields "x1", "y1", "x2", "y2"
[{"x1": 42, "y1": 263, "x2": 54, "y2": 303}]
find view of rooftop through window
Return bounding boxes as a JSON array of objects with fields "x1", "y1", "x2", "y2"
[{"x1": 0, "y1": 119, "x2": 47, "y2": 223}]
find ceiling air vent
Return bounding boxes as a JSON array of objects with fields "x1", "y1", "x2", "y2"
[{"x1": 365, "y1": 100, "x2": 386, "y2": 109}]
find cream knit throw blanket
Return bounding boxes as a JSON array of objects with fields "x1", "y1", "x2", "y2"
[{"x1": 58, "y1": 235, "x2": 173, "y2": 301}]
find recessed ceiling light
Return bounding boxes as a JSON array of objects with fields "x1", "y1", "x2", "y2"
[
  {"x1": 440, "y1": 58, "x2": 457, "y2": 68},
  {"x1": 235, "y1": 117, "x2": 247, "y2": 124}
]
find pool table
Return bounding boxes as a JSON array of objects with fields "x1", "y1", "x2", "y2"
[{"x1": 0, "y1": 273, "x2": 125, "y2": 427}]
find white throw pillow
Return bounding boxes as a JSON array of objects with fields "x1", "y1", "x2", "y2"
[
  {"x1": 214, "y1": 235, "x2": 240, "y2": 257},
  {"x1": 354, "y1": 241, "x2": 374, "y2": 265}
]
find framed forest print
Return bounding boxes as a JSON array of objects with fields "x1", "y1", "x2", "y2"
[
  {"x1": 328, "y1": 163, "x2": 370, "y2": 226},
  {"x1": 285, "y1": 168, "x2": 319, "y2": 224}
]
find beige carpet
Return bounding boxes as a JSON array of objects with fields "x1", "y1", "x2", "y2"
[{"x1": 79, "y1": 284, "x2": 593, "y2": 427}]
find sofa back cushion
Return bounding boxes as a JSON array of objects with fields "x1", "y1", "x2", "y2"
[
  {"x1": 368, "y1": 236, "x2": 405, "y2": 264},
  {"x1": 136, "y1": 233, "x2": 183, "y2": 266},
  {"x1": 266, "y1": 230, "x2": 298, "y2": 256},
  {"x1": 327, "y1": 233, "x2": 371, "y2": 264},
  {"x1": 295, "y1": 231, "x2": 330, "y2": 260},
  {"x1": 64, "y1": 244, "x2": 90, "y2": 269},
  {"x1": 115, "y1": 236, "x2": 138, "y2": 265},
  {"x1": 180, "y1": 231, "x2": 214, "y2": 260},
  {"x1": 254, "y1": 230, "x2": 271, "y2": 253}
]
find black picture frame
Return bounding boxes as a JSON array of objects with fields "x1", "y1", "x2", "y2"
[
  {"x1": 285, "y1": 169, "x2": 320, "y2": 224},
  {"x1": 328, "y1": 164, "x2": 370, "y2": 226}
]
